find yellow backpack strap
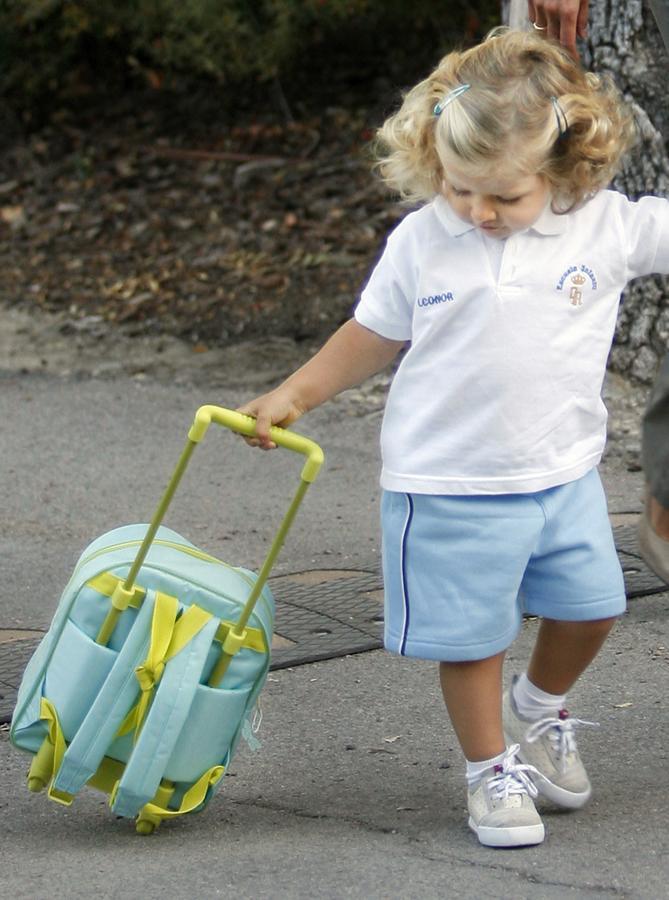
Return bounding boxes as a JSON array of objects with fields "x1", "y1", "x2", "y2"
[
  {"x1": 26, "y1": 698, "x2": 74, "y2": 805},
  {"x1": 165, "y1": 604, "x2": 214, "y2": 661},
  {"x1": 117, "y1": 597, "x2": 214, "y2": 741},
  {"x1": 135, "y1": 765, "x2": 226, "y2": 834},
  {"x1": 117, "y1": 591, "x2": 179, "y2": 739},
  {"x1": 89, "y1": 573, "x2": 267, "y2": 653},
  {"x1": 215, "y1": 619, "x2": 267, "y2": 654},
  {"x1": 87, "y1": 572, "x2": 146, "y2": 609}
]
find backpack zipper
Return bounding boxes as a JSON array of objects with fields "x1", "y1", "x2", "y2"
[{"x1": 72, "y1": 538, "x2": 273, "y2": 624}]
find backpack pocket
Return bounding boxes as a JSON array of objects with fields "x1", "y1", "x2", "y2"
[
  {"x1": 164, "y1": 682, "x2": 254, "y2": 782},
  {"x1": 43, "y1": 619, "x2": 118, "y2": 740}
]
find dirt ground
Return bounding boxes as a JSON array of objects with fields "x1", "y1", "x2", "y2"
[{"x1": 0, "y1": 106, "x2": 401, "y2": 348}]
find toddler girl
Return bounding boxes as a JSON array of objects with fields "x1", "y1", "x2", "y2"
[{"x1": 238, "y1": 28, "x2": 667, "y2": 847}]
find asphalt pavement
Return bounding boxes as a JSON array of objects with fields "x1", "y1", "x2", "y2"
[{"x1": 1, "y1": 357, "x2": 668, "y2": 899}]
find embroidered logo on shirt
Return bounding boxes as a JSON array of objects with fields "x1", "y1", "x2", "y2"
[
  {"x1": 417, "y1": 291, "x2": 455, "y2": 307},
  {"x1": 556, "y1": 265, "x2": 598, "y2": 306}
]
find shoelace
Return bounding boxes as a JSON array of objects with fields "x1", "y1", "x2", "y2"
[
  {"x1": 525, "y1": 711, "x2": 599, "y2": 772},
  {"x1": 488, "y1": 744, "x2": 540, "y2": 801}
]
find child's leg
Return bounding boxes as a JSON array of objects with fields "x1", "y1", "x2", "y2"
[
  {"x1": 526, "y1": 615, "x2": 618, "y2": 695},
  {"x1": 510, "y1": 470, "x2": 627, "y2": 809},
  {"x1": 504, "y1": 615, "x2": 618, "y2": 810},
  {"x1": 439, "y1": 651, "x2": 545, "y2": 848},
  {"x1": 381, "y1": 490, "x2": 552, "y2": 847},
  {"x1": 438, "y1": 652, "x2": 506, "y2": 761},
  {"x1": 436, "y1": 612, "x2": 617, "y2": 761}
]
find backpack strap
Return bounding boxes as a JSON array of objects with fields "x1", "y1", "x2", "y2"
[
  {"x1": 109, "y1": 609, "x2": 219, "y2": 818},
  {"x1": 51, "y1": 589, "x2": 159, "y2": 798},
  {"x1": 134, "y1": 762, "x2": 226, "y2": 834}
]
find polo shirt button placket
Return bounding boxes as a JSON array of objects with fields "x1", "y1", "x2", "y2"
[{"x1": 499, "y1": 241, "x2": 514, "y2": 288}]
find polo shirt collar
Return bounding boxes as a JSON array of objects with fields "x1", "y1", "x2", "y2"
[
  {"x1": 529, "y1": 202, "x2": 569, "y2": 235},
  {"x1": 432, "y1": 195, "x2": 569, "y2": 237},
  {"x1": 433, "y1": 196, "x2": 475, "y2": 236}
]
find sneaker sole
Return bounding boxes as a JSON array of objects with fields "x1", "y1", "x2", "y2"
[
  {"x1": 468, "y1": 816, "x2": 545, "y2": 848},
  {"x1": 532, "y1": 772, "x2": 591, "y2": 809}
]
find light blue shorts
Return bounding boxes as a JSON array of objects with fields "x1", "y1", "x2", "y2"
[{"x1": 381, "y1": 468, "x2": 626, "y2": 662}]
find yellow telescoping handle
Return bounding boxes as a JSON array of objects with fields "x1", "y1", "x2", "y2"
[
  {"x1": 96, "y1": 406, "x2": 325, "y2": 669},
  {"x1": 188, "y1": 406, "x2": 324, "y2": 483}
]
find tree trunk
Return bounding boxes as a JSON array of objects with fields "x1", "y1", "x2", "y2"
[{"x1": 504, "y1": 0, "x2": 669, "y2": 383}]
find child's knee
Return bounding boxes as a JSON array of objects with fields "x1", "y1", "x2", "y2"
[
  {"x1": 587, "y1": 615, "x2": 619, "y2": 637},
  {"x1": 547, "y1": 615, "x2": 618, "y2": 638},
  {"x1": 584, "y1": 615, "x2": 617, "y2": 633}
]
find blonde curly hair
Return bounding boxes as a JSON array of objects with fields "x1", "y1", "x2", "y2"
[{"x1": 375, "y1": 27, "x2": 637, "y2": 210}]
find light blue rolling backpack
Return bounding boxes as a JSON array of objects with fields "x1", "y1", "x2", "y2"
[{"x1": 10, "y1": 406, "x2": 324, "y2": 834}]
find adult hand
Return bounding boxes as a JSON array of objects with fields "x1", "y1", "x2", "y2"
[{"x1": 528, "y1": 0, "x2": 589, "y2": 56}]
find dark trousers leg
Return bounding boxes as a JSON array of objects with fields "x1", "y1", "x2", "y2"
[{"x1": 642, "y1": 353, "x2": 669, "y2": 507}]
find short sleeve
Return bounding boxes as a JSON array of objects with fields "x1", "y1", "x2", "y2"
[
  {"x1": 620, "y1": 194, "x2": 669, "y2": 280},
  {"x1": 354, "y1": 238, "x2": 414, "y2": 342}
]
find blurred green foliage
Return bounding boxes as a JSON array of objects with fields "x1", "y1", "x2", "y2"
[{"x1": 0, "y1": 0, "x2": 500, "y2": 118}]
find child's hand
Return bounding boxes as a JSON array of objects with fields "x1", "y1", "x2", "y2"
[
  {"x1": 236, "y1": 390, "x2": 306, "y2": 450},
  {"x1": 236, "y1": 319, "x2": 399, "y2": 449}
]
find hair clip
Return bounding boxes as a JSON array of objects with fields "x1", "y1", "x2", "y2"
[
  {"x1": 551, "y1": 96, "x2": 569, "y2": 139},
  {"x1": 434, "y1": 83, "x2": 471, "y2": 117}
]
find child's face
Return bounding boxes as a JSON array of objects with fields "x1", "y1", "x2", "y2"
[{"x1": 441, "y1": 159, "x2": 550, "y2": 239}]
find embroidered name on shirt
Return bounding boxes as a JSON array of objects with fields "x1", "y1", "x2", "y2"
[
  {"x1": 417, "y1": 291, "x2": 455, "y2": 307},
  {"x1": 556, "y1": 265, "x2": 598, "y2": 306}
]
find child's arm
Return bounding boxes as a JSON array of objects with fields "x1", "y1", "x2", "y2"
[{"x1": 238, "y1": 318, "x2": 405, "y2": 448}]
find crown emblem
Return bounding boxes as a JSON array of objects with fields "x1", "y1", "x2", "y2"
[{"x1": 570, "y1": 273, "x2": 587, "y2": 286}]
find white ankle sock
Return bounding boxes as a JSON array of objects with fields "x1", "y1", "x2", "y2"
[
  {"x1": 465, "y1": 750, "x2": 507, "y2": 788},
  {"x1": 513, "y1": 672, "x2": 566, "y2": 720}
]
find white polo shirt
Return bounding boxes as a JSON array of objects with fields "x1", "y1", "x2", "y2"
[{"x1": 355, "y1": 190, "x2": 669, "y2": 494}]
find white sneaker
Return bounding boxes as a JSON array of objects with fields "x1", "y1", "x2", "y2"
[
  {"x1": 503, "y1": 675, "x2": 596, "y2": 809},
  {"x1": 467, "y1": 745, "x2": 545, "y2": 848}
]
